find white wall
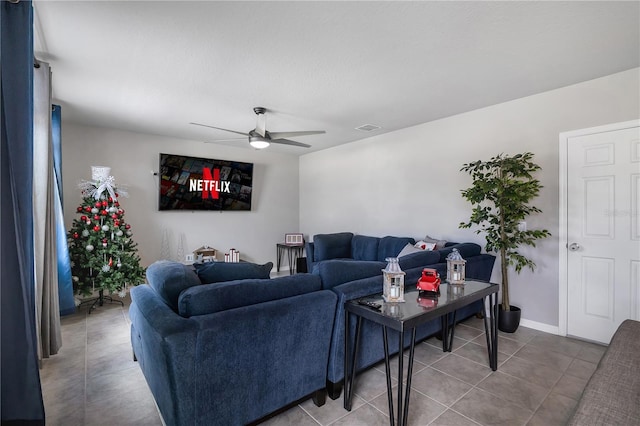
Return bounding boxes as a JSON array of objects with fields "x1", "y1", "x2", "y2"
[
  {"x1": 61, "y1": 124, "x2": 300, "y2": 269},
  {"x1": 300, "y1": 68, "x2": 640, "y2": 328}
]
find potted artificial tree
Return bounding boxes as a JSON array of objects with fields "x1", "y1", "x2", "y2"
[{"x1": 459, "y1": 152, "x2": 550, "y2": 332}]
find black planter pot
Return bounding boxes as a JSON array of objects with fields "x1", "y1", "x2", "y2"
[{"x1": 498, "y1": 304, "x2": 521, "y2": 333}]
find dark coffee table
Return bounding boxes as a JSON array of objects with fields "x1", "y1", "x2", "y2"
[{"x1": 344, "y1": 280, "x2": 499, "y2": 426}]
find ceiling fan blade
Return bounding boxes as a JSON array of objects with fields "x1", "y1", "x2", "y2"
[
  {"x1": 268, "y1": 130, "x2": 325, "y2": 139},
  {"x1": 255, "y1": 113, "x2": 266, "y2": 137},
  {"x1": 270, "y1": 138, "x2": 311, "y2": 148},
  {"x1": 204, "y1": 137, "x2": 247, "y2": 143},
  {"x1": 190, "y1": 122, "x2": 249, "y2": 137}
]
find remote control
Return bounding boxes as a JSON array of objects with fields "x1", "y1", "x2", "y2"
[{"x1": 357, "y1": 300, "x2": 381, "y2": 310}]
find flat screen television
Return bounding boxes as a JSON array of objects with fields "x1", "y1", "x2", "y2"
[{"x1": 159, "y1": 153, "x2": 253, "y2": 211}]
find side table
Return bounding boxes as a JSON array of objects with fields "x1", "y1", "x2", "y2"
[
  {"x1": 344, "y1": 280, "x2": 499, "y2": 426},
  {"x1": 276, "y1": 243, "x2": 304, "y2": 274}
]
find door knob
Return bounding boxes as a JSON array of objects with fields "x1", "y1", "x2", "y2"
[{"x1": 568, "y1": 243, "x2": 581, "y2": 252}]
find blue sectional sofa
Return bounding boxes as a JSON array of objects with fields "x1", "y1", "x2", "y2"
[
  {"x1": 129, "y1": 261, "x2": 338, "y2": 426},
  {"x1": 305, "y1": 232, "x2": 496, "y2": 398}
]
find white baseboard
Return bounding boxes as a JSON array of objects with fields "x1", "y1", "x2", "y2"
[{"x1": 520, "y1": 318, "x2": 560, "y2": 335}]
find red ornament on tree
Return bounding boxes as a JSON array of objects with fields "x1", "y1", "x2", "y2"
[
  {"x1": 111, "y1": 214, "x2": 118, "y2": 219},
  {"x1": 101, "y1": 200, "x2": 108, "y2": 207},
  {"x1": 114, "y1": 220, "x2": 120, "y2": 227},
  {"x1": 73, "y1": 232, "x2": 79, "y2": 239},
  {"x1": 94, "y1": 201, "x2": 102, "y2": 208},
  {"x1": 115, "y1": 201, "x2": 120, "y2": 207},
  {"x1": 108, "y1": 196, "x2": 113, "y2": 202},
  {"x1": 80, "y1": 215, "x2": 87, "y2": 221},
  {"x1": 76, "y1": 206, "x2": 83, "y2": 212},
  {"x1": 93, "y1": 225, "x2": 101, "y2": 232},
  {"x1": 93, "y1": 214, "x2": 100, "y2": 221},
  {"x1": 84, "y1": 206, "x2": 92, "y2": 212},
  {"x1": 101, "y1": 210, "x2": 108, "y2": 216},
  {"x1": 125, "y1": 224, "x2": 131, "y2": 230}
]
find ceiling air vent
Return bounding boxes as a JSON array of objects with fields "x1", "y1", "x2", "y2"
[{"x1": 355, "y1": 124, "x2": 381, "y2": 132}]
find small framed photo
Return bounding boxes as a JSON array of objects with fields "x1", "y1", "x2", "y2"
[{"x1": 285, "y1": 233, "x2": 304, "y2": 246}]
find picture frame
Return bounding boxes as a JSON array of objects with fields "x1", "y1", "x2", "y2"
[{"x1": 285, "y1": 233, "x2": 304, "y2": 246}]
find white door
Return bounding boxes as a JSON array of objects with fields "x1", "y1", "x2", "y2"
[{"x1": 566, "y1": 124, "x2": 640, "y2": 344}]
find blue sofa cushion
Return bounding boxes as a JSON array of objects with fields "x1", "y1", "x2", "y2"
[
  {"x1": 377, "y1": 236, "x2": 415, "y2": 261},
  {"x1": 398, "y1": 250, "x2": 441, "y2": 271},
  {"x1": 313, "y1": 232, "x2": 354, "y2": 262},
  {"x1": 351, "y1": 235, "x2": 379, "y2": 261},
  {"x1": 437, "y1": 243, "x2": 482, "y2": 262},
  {"x1": 194, "y1": 261, "x2": 273, "y2": 284},
  {"x1": 146, "y1": 260, "x2": 201, "y2": 311},
  {"x1": 178, "y1": 274, "x2": 323, "y2": 317}
]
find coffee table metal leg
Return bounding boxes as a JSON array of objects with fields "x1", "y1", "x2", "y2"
[
  {"x1": 344, "y1": 313, "x2": 363, "y2": 411},
  {"x1": 397, "y1": 330, "x2": 404, "y2": 426},
  {"x1": 402, "y1": 328, "x2": 417, "y2": 426},
  {"x1": 382, "y1": 327, "x2": 395, "y2": 426},
  {"x1": 441, "y1": 312, "x2": 458, "y2": 352},
  {"x1": 482, "y1": 293, "x2": 499, "y2": 371}
]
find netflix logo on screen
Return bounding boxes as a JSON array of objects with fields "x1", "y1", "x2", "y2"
[{"x1": 159, "y1": 153, "x2": 253, "y2": 211}]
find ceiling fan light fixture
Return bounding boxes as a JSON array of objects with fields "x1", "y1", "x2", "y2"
[{"x1": 249, "y1": 136, "x2": 270, "y2": 149}]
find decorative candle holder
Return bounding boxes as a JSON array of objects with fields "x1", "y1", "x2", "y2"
[
  {"x1": 446, "y1": 248, "x2": 466, "y2": 285},
  {"x1": 382, "y1": 257, "x2": 405, "y2": 303}
]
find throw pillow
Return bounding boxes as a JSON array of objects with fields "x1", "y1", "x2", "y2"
[
  {"x1": 414, "y1": 240, "x2": 437, "y2": 251},
  {"x1": 194, "y1": 261, "x2": 273, "y2": 284},
  {"x1": 424, "y1": 235, "x2": 448, "y2": 250},
  {"x1": 397, "y1": 243, "x2": 423, "y2": 258}
]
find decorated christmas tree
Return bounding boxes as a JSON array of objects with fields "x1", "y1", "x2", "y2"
[{"x1": 68, "y1": 166, "x2": 145, "y2": 302}]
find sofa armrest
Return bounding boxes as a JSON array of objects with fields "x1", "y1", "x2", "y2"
[
  {"x1": 129, "y1": 285, "x2": 200, "y2": 426},
  {"x1": 398, "y1": 250, "x2": 441, "y2": 270},
  {"x1": 312, "y1": 259, "x2": 385, "y2": 290}
]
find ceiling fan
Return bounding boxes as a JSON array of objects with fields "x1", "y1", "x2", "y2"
[{"x1": 190, "y1": 107, "x2": 325, "y2": 149}]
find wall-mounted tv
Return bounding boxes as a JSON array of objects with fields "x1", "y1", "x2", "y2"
[{"x1": 159, "y1": 153, "x2": 253, "y2": 211}]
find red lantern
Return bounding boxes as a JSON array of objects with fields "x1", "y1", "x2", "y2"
[{"x1": 93, "y1": 225, "x2": 100, "y2": 232}]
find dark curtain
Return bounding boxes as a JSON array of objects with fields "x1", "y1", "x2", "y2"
[
  {"x1": 52, "y1": 104, "x2": 75, "y2": 316},
  {"x1": 1, "y1": 0, "x2": 46, "y2": 424}
]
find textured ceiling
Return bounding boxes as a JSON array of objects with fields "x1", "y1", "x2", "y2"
[{"x1": 33, "y1": 1, "x2": 640, "y2": 154}]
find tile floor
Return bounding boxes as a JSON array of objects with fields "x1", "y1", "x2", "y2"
[{"x1": 41, "y1": 293, "x2": 606, "y2": 426}]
